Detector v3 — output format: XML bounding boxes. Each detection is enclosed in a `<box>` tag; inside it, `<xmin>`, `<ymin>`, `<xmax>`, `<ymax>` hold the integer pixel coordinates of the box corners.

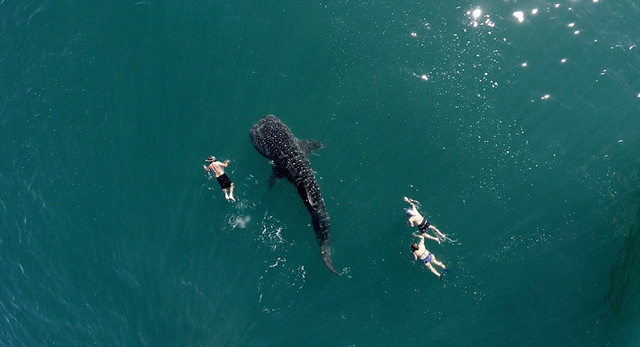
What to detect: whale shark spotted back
<box><xmin>249</xmin><ymin>115</ymin><xmax>338</xmax><ymax>274</ymax></box>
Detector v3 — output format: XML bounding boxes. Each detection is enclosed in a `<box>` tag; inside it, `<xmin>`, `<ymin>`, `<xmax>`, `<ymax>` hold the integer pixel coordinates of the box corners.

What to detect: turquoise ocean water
<box><xmin>2</xmin><ymin>0</ymin><xmax>640</xmax><ymax>345</ymax></box>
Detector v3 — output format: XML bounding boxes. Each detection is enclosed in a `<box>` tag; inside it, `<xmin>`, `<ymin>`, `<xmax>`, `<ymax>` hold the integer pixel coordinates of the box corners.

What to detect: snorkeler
<box><xmin>411</xmin><ymin>233</ymin><xmax>447</xmax><ymax>280</ymax></box>
<box><xmin>404</xmin><ymin>196</ymin><xmax>446</xmax><ymax>243</ymax></box>
<box><xmin>204</xmin><ymin>156</ymin><xmax>235</xmax><ymax>202</ymax></box>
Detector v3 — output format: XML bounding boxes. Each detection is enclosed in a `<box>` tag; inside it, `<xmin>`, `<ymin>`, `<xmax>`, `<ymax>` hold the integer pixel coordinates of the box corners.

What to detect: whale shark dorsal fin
<box><xmin>300</xmin><ymin>140</ymin><xmax>324</xmax><ymax>156</ymax></box>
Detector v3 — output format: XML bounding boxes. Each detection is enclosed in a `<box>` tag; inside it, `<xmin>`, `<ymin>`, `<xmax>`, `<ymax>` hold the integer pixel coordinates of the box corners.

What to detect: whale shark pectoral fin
<box><xmin>272</xmin><ymin>166</ymin><xmax>287</xmax><ymax>178</ymax></box>
<box><xmin>268</xmin><ymin>175</ymin><xmax>276</xmax><ymax>188</ymax></box>
<box><xmin>300</xmin><ymin>140</ymin><xmax>324</xmax><ymax>156</ymax></box>
<box><xmin>268</xmin><ymin>166</ymin><xmax>287</xmax><ymax>188</ymax></box>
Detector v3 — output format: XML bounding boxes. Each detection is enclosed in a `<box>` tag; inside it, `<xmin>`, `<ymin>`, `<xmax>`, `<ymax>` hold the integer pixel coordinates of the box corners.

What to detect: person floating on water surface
<box><xmin>411</xmin><ymin>233</ymin><xmax>448</xmax><ymax>280</ymax></box>
<box><xmin>404</xmin><ymin>196</ymin><xmax>446</xmax><ymax>243</ymax></box>
<box><xmin>204</xmin><ymin>156</ymin><xmax>235</xmax><ymax>202</ymax></box>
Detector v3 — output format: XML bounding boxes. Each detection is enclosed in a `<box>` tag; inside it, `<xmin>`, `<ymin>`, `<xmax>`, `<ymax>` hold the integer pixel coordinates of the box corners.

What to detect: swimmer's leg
<box><xmin>425</xmin><ymin>263</ymin><xmax>441</xmax><ymax>278</ymax></box>
<box><xmin>228</xmin><ymin>183</ymin><xmax>235</xmax><ymax>202</ymax></box>
<box><xmin>431</xmin><ymin>256</ymin><xmax>446</xmax><ymax>269</ymax></box>
<box><xmin>429</xmin><ymin>225</ymin><xmax>446</xmax><ymax>239</ymax></box>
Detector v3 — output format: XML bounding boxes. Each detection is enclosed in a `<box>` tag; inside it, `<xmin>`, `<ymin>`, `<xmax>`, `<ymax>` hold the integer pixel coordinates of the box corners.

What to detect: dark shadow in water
<box><xmin>608</xmin><ymin>166</ymin><xmax>640</xmax><ymax>343</ymax></box>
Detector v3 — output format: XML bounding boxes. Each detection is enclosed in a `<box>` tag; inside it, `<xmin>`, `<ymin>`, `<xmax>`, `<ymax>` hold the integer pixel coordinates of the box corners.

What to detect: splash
<box><xmin>228</xmin><ymin>214</ymin><xmax>251</xmax><ymax>229</ymax></box>
<box><xmin>255</xmin><ymin>212</ymin><xmax>307</xmax><ymax>314</ymax></box>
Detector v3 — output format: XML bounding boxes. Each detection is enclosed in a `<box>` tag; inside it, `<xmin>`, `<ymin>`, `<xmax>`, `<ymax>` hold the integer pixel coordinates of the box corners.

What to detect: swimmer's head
<box><xmin>206</xmin><ymin>156</ymin><xmax>215</xmax><ymax>162</ymax></box>
<box><xmin>411</xmin><ymin>243</ymin><xmax>419</xmax><ymax>251</ymax></box>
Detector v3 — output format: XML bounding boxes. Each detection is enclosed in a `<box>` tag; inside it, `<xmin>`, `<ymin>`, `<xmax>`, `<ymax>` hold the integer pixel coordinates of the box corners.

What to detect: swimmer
<box><xmin>404</xmin><ymin>196</ymin><xmax>446</xmax><ymax>243</ymax></box>
<box><xmin>411</xmin><ymin>233</ymin><xmax>447</xmax><ymax>280</ymax></box>
<box><xmin>204</xmin><ymin>156</ymin><xmax>235</xmax><ymax>202</ymax></box>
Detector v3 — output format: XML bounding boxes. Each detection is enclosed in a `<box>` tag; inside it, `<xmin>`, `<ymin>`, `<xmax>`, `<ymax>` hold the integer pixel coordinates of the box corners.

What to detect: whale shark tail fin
<box><xmin>321</xmin><ymin>246</ymin><xmax>339</xmax><ymax>275</ymax></box>
<box><xmin>300</xmin><ymin>140</ymin><xmax>325</xmax><ymax>156</ymax></box>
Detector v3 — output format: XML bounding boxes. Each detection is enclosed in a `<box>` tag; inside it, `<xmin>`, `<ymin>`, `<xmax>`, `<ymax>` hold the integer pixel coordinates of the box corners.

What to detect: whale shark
<box><xmin>249</xmin><ymin>115</ymin><xmax>338</xmax><ymax>274</ymax></box>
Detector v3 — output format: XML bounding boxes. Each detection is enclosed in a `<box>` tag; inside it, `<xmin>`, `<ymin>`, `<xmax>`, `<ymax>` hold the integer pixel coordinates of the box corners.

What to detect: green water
<box><xmin>2</xmin><ymin>0</ymin><xmax>640</xmax><ymax>345</ymax></box>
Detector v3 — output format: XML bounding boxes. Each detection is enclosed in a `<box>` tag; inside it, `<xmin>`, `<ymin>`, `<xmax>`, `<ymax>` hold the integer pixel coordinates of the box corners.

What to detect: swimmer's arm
<box><xmin>412</xmin><ymin>251</ymin><xmax>418</xmax><ymax>262</ymax></box>
<box><xmin>404</xmin><ymin>197</ymin><xmax>416</xmax><ymax>208</ymax></box>
<box><xmin>408</xmin><ymin>219</ymin><xmax>415</xmax><ymax>227</ymax></box>
<box><xmin>219</xmin><ymin>160</ymin><xmax>230</xmax><ymax>168</ymax></box>
<box><xmin>203</xmin><ymin>165</ymin><xmax>209</xmax><ymax>172</ymax></box>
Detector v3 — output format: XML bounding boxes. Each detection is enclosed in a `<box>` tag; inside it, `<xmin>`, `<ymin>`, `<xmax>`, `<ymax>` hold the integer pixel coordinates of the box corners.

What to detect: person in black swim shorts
<box><xmin>204</xmin><ymin>156</ymin><xmax>235</xmax><ymax>202</ymax></box>
<box><xmin>411</xmin><ymin>233</ymin><xmax>447</xmax><ymax>280</ymax></box>
<box><xmin>404</xmin><ymin>196</ymin><xmax>446</xmax><ymax>243</ymax></box>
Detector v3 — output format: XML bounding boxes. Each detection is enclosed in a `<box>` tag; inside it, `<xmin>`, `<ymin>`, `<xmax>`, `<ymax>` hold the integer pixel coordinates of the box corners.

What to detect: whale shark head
<box><xmin>249</xmin><ymin>115</ymin><xmax>282</xmax><ymax>138</ymax></box>
<box><xmin>249</xmin><ymin>115</ymin><xmax>292</xmax><ymax>159</ymax></box>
